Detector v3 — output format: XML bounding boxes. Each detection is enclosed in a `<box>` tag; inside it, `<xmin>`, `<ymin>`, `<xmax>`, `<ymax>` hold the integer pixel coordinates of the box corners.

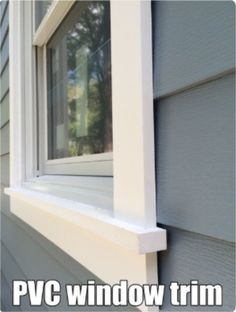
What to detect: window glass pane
<box><xmin>35</xmin><ymin>0</ymin><xmax>53</xmax><ymax>30</ymax></box>
<box><xmin>47</xmin><ymin>1</ymin><xmax>112</xmax><ymax>160</ymax></box>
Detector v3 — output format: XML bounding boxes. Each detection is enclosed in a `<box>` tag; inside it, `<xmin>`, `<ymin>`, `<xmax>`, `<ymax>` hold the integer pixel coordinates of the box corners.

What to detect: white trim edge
<box><xmin>5</xmin><ymin>187</ymin><xmax>167</xmax><ymax>255</ymax></box>
<box><xmin>33</xmin><ymin>0</ymin><xmax>75</xmax><ymax>46</ymax></box>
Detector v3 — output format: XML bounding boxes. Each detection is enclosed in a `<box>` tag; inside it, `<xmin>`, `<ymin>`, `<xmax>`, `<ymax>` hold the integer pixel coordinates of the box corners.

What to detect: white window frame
<box><xmin>36</xmin><ymin>0</ymin><xmax>112</xmax><ymax>176</ymax></box>
<box><xmin>6</xmin><ymin>1</ymin><xmax>167</xmax><ymax>310</ymax></box>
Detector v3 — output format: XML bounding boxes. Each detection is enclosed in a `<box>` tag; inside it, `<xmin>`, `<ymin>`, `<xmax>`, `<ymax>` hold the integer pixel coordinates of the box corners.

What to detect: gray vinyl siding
<box><xmin>153</xmin><ymin>1</ymin><xmax>235</xmax><ymax>311</ymax></box>
<box><xmin>0</xmin><ymin>154</ymin><xmax>9</xmax><ymax>185</ymax></box>
<box><xmin>0</xmin><ymin>63</ymin><xmax>8</xmax><ymax>100</ymax></box>
<box><xmin>152</xmin><ymin>1</ymin><xmax>235</xmax><ymax>98</ymax></box>
<box><xmin>0</xmin><ymin>35</ymin><xmax>8</xmax><ymax>74</ymax></box>
<box><xmin>156</xmin><ymin>74</ymin><xmax>235</xmax><ymax>242</ymax></box>
<box><xmin>0</xmin><ymin>2</ymin><xmax>11</xmax><ymax>311</ymax></box>
<box><xmin>0</xmin><ymin>122</ymin><xmax>9</xmax><ymax>155</ymax></box>
<box><xmin>158</xmin><ymin>226</ymin><xmax>235</xmax><ymax>312</ymax></box>
<box><xmin>0</xmin><ymin>93</ymin><xmax>9</xmax><ymax>127</ymax></box>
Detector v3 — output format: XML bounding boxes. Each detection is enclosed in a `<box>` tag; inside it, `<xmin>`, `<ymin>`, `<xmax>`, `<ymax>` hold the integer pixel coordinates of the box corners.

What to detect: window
<box><xmin>47</xmin><ymin>1</ymin><xmax>112</xmax><ymax>160</ymax></box>
<box><xmin>7</xmin><ymin>0</ymin><xmax>166</xmax><ymax>288</ymax></box>
<box><xmin>35</xmin><ymin>1</ymin><xmax>112</xmax><ymax>176</ymax></box>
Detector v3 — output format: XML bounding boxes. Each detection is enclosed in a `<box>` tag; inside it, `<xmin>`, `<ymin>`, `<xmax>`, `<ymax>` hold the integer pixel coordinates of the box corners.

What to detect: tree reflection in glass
<box><xmin>47</xmin><ymin>1</ymin><xmax>112</xmax><ymax>159</ymax></box>
<box><xmin>35</xmin><ymin>0</ymin><xmax>53</xmax><ymax>30</ymax></box>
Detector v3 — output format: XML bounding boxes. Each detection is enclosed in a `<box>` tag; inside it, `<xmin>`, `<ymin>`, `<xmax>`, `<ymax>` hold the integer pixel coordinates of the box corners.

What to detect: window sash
<box><xmin>33</xmin><ymin>0</ymin><xmax>75</xmax><ymax>46</ymax></box>
<box><xmin>35</xmin><ymin>2</ymin><xmax>113</xmax><ymax>176</ymax></box>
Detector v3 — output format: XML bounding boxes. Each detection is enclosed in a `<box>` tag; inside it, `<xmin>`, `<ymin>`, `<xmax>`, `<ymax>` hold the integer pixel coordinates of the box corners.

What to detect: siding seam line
<box><xmin>157</xmin><ymin>223</ymin><xmax>235</xmax><ymax>245</ymax></box>
<box><xmin>0</xmin><ymin>1</ymin><xmax>8</xmax><ymax>26</ymax></box>
<box><xmin>0</xmin><ymin>152</ymin><xmax>10</xmax><ymax>158</ymax></box>
<box><xmin>0</xmin><ymin>88</ymin><xmax>9</xmax><ymax>104</ymax></box>
<box><xmin>0</xmin><ymin>120</ymin><xmax>9</xmax><ymax>130</ymax></box>
<box><xmin>0</xmin><ymin>26</ymin><xmax>9</xmax><ymax>51</ymax></box>
<box><xmin>0</xmin><ymin>56</ymin><xmax>9</xmax><ymax>77</ymax></box>
<box><xmin>1</xmin><ymin>240</ymin><xmax>28</xmax><ymax>280</ymax></box>
<box><xmin>154</xmin><ymin>68</ymin><xmax>235</xmax><ymax>101</ymax></box>
<box><xmin>0</xmin><ymin>59</ymin><xmax>8</xmax><ymax>79</ymax></box>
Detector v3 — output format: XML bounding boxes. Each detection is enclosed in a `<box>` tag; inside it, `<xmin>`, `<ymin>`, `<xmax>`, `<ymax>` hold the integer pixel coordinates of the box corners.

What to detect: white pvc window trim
<box><xmin>7</xmin><ymin>1</ymin><xmax>167</xmax><ymax>310</ymax></box>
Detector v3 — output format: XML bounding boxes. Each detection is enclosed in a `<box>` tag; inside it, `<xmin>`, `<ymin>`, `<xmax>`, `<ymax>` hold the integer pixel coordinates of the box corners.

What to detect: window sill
<box><xmin>5</xmin><ymin>184</ymin><xmax>166</xmax><ymax>284</ymax></box>
<box><xmin>5</xmin><ymin>185</ymin><xmax>166</xmax><ymax>255</ymax></box>
<box><xmin>23</xmin><ymin>175</ymin><xmax>114</xmax><ymax>212</ymax></box>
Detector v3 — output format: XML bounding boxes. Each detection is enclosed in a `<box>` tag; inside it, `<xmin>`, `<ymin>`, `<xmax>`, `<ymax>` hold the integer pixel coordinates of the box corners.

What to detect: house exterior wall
<box><xmin>153</xmin><ymin>1</ymin><xmax>235</xmax><ymax>311</ymax></box>
<box><xmin>0</xmin><ymin>0</ymin><xmax>235</xmax><ymax>311</ymax></box>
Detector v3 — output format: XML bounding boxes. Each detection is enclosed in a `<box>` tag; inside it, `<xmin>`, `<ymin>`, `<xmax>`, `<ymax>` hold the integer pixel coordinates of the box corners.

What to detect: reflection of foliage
<box><xmin>47</xmin><ymin>1</ymin><xmax>112</xmax><ymax>159</ymax></box>
<box><xmin>66</xmin><ymin>1</ymin><xmax>112</xmax><ymax>156</ymax></box>
<box><xmin>36</xmin><ymin>0</ymin><xmax>53</xmax><ymax>28</ymax></box>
